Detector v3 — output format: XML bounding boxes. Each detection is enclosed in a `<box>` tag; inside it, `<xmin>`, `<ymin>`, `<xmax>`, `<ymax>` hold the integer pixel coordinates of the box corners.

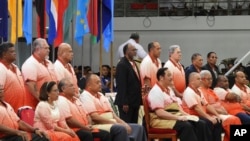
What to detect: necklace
<box><xmin>48</xmin><ymin>101</ymin><xmax>56</xmax><ymax>109</ymax></box>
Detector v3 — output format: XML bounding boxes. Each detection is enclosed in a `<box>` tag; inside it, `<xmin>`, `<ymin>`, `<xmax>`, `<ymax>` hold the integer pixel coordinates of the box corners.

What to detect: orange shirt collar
<box><xmin>33</xmin><ymin>54</ymin><xmax>48</xmax><ymax>67</ymax></box>
<box><xmin>156</xmin><ymin>82</ymin><xmax>170</xmax><ymax>94</ymax></box>
<box><xmin>0</xmin><ymin>60</ymin><xmax>16</xmax><ymax>73</ymax></box>
<box><xmin>149</xmin><ymin>54</ymin><xmax>159</xmax><ymax>67</ymax></box>
<box><xmin>236</xmin><ymin>83</ymin><xmax>247</xmax><ymax>93</ymax></box>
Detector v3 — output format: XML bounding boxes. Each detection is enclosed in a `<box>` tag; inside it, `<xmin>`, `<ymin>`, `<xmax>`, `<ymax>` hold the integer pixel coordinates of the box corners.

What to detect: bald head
<box><xmin>85</xmin><ymin>74</ymin><xmax>102</xmax><ymax>93</ymax></box>
<box><xmin>216</xmin><ymin>75</ymin><xmax>229</xmax><ymax>89</ymax></box>
<box><xmin>57</xmin><ymin>43</ymin><xmax>73</xmax><ymax>62</ymax></box>
<box><xmin>235</xmin><ymin>71</ymin><xmax>247</xmax><ymax>85</ymax></box>
<box><xmin>189</xmin><ymin>72</ymin><xmax>201</xmax><ymax>88</ymax></box>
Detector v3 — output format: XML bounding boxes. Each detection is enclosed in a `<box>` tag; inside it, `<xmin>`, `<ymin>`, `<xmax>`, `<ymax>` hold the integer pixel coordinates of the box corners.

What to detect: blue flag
<box><xmin>0</xmin><ymin>0</ymin><xmax>8</xmax><ymax>42</ymax></box>
<box><xmin>23</xmin><ymin>0</ymin><xmax>33</xmax><ymax>44</ymax></box>
<box><xmin>97</xmin><ymin>0</ymin><xmax>113</xmax><ymax>52</ymax></box>
<box><xmin>75</xmin><ymin>0</ymin><xmax>89</xmax><ymax>46</ymax></box>
<box><xmin>46</xmin><ymin>0</ymin><xmax>57</xmax><ymax>45</ymax></box>
<box><xmin>102</xmin><ymin>0</ymin><xmax>114</xmax><ymax>52</ymax></box>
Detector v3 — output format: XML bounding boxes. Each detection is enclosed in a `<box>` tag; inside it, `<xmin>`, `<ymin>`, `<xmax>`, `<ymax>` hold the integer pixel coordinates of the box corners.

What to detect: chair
<box><xmin>18</xmin><ymin>106</ymin><xmax>35</xmax><ymax>126</ymax></box>
<box><xmin>142</xmin><ymin>94</ymin><xmax>178</xmax><ymax>141</ymax></box>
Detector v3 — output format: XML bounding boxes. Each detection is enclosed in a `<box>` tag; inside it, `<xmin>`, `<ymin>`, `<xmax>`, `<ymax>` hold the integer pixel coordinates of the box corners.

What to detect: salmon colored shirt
<box><xmin>0</xmin><ymin>101</ymin><xmax>20</xmax><ymax>138</ymax></box>
<box><xmin>183</xmin><ymin>87</ymin><xmax>208</xmax><ymax>116</ymax></box>
<box><xmin>21</xmin><ymin>55</ymin><xmax>57</xmax><ymax>109</ymax></box>
<box><xmin>57</xmin><ymin>96</ymin><xmax>89</xmax><ymax>131</ymax></box>
<box><xmin>0</xmin><ymin>62</ymin><xmax>26</xmax><ymax>113</ymax></box>
<box><xmin>80</xmin><ymin>90</ymin><xmax>113</xmax><ymax>115</ymax></box>
<box><xmin>231</xmin><ymin>84</ymin><xmax>250</xmax><ymax>107</ymax></box>
<box><xmin>140</xmin><ymin>55</ymin><xmax>162</xmax><ymax>87</ymax></box>
<box><xmin>214</xmin><ymin>87</ymin><xmax>245</xmax><ymax>115</ymax></box>
<box><xmin>164</xmin><ymin>59</ymin><xmax>186</xmax><ymax>93</ymax></box>
<box><xmin>54</xmin><ymin>60</ymin><xmax>79</xmax><ymax>95</ymax></box>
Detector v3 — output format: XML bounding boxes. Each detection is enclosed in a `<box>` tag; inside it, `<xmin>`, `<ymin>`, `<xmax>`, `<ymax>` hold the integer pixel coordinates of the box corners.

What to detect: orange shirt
<box><xmin>140</xmin><ymin>55</ymin><xmax>162</xmax><ymax>87</ymax></box>
<box><xmin>0</xmin><ymin>101</ymin><xmax>20</xmax><ymax>138</ymax></box>
<box><xmin>164</xmin><ymin>60</ymin><xmax>186</xmax><ymax>93</ymax></box>
<box><xmin>0</xmin><ymin>63</ymin><xmax>26</xmax><ymax>113</ymax></box>
<box><xmin>54</xmin><ymin>60</ymin><xmax>79</xmax><ymax>95</ymax></box>
<box><xmin>21</xmin><ymin>56</ymin><xmax>57</xmax><ymax>109</ymax></box>
<box><xmin>58</xmin><ymin>96</ymin><xmax>89</xmax><ymax>131</ymax></box>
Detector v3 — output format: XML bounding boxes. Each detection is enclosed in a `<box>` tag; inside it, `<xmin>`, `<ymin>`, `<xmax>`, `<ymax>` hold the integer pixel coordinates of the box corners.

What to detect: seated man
<box><xmin>183</xmin><ymin>72</ymin><xmax>223</xmax><ymax>141</ymax></box>
<box><xmin>148</xmin><ymin>67</ymin><xmax>210</xmax><ymax>141</ymax></box>
<box><xmin>80</xmin><ymin>74</ymin><xmax>146</xmax><ymax>141</ymax></box>
<box><xmin>0</xmin><ymin>86</ymin><xmax>49</xmax><ymax>141</ymax></box>
<box><xmin>231</xmin><ymin>71</ymin><xmax>250</xmax><ymax>108</ymax></box>
<box><xmin>214</xmin><ymin>75</ymin><xmax>250</xmax><ymax>124</ymax></box>
<box><xmin>57</xmin><ymin>78</ymin><xmax>111</xmax><ymax>141</ymax></box>
<box><xmin>199</xmin><ymin>70</ymin><xmax>241</xmax><ymax>141</ymax></box>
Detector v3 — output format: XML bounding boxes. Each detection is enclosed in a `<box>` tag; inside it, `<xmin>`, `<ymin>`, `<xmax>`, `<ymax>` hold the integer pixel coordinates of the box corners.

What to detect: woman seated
<box><xmin>34</xmin><ymin>81</ymin><xmax>80</xmax><ymax>141</ymax></box>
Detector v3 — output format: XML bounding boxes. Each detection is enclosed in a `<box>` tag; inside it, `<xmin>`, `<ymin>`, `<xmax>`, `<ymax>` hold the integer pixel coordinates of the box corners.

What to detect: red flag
<box><xmin>54</xmin><ymin>0</ymin><xmax>69</xmax><ymax>47</ymax></box>
<box><xmin>88</xmin><ymin>0</ymin><xmax>98</xmax><ymax>43</ymax></box>
<box><xmin>35</xmin><ymin>0</ymin><xmax>46</xmax><ymax>38</ymax></box>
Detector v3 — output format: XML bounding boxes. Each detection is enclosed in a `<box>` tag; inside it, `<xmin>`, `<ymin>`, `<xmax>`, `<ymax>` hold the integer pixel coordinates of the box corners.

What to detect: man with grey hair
<box><xmin>183</xmin><ymin>72</ymin><xmax>223</xmax><ymax>141</ymax></box>
<box><xmin>199</xmin><ymin>70</ymin><xmax>241</xmax><ymax>141</ymax></box>
<box><xmin>21</xmin><ymin>38</ymin><xmax>57</xmax><ymax>109</ymax></box>
<box><xmin>164</xmin><ymin>45</ymin><xmax>185</xmax><ymax>98</ymax></box>
<box><xmin>57</xmin><ymin>78</ymin><xmax>111</xmax><ymax>141</ymax></box>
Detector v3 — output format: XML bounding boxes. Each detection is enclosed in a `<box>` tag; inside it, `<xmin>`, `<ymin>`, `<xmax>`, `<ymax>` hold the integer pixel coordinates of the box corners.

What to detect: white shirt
<box><xmin>117</xmin><ymin>39</ymin><xmax>147</xmax><ymax>60</ymax></box>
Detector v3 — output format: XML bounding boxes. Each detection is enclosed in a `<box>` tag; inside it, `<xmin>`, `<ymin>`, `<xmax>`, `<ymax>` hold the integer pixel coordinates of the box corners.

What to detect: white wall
<box><xmin>72</xmin><ymin>16</ymin><xmax>250</xmax><ymax>72</ymax></box>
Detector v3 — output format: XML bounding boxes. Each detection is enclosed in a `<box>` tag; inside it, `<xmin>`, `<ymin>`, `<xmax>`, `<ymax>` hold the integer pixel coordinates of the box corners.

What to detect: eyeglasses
<box><xmin>203</xmin><ymin>78</ymin><xmax>213</xmax><ymax>81</ymax></box>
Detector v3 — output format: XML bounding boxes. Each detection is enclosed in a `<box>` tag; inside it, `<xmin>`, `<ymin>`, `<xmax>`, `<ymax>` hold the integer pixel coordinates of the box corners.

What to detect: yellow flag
<box><xmin>8</xmin><ymin>0</ymin><xmax>23</xmax><ymax>44</ymax></box>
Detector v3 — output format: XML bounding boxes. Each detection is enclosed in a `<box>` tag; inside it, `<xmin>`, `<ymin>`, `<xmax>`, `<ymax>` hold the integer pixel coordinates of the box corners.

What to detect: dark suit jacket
<box><xmin>114</xmin><ymin>57</ymin><xmax>142</xmax><ymax>107</ymax></box>
<box><xmin>202</xmin><ymin>63</ymin><xmax>220</xmax><ymax>88</ymax></box>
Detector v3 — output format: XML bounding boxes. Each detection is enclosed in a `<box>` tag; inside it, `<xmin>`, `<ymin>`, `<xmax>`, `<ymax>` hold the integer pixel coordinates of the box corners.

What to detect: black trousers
<box><xmin>118</xmin><ymin>106</ymin><xmax>140</xmax><ymax>123</ymax></box>
<box><xmin>1</xmin><ymin>133</ymin><xmax>49</xmax><ymax>141</ymax></box>
<box><xmin>76</xmin><ymin>129</ymin><xmax>111</xmax><ymax>141</ymax></box>
<box><xmin>173</xmin><ymin>119</ymin><xmax>213</xmax><ymax>141</ymax></box>
<box><xmin>199</xmin><ymin>117</ymin><xmax>223</xmax><ymax>141</ymax></box>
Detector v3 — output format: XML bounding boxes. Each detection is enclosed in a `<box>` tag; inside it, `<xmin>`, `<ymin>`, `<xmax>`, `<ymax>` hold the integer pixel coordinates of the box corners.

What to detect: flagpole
<box><xmin>110</xmin><ymin>42</ymin><xmax>114</xmax><ymax>92</ymax></box>
<box><xmin>81</xmin><ymin>37</ymin><xmax>84</xmax><ymax>76</ymax></box>
<box><xmin>99</xmin><ymin>0</ymin><xmax>103</xmax><ymax>76</ymax></box>
<box><xmin>72</xmin><ymin>5</ymin><xmax>75</xmax><ymax>66</ymax></box>
<box><xmin>15</xmin><ymin>0</ymin><xmax>20</xmax><ymax>67</ymax></box>
<box><xmin>89</xmin><ymin>0</ymin><xmax>93</xmax><ymax>68</ymax></box>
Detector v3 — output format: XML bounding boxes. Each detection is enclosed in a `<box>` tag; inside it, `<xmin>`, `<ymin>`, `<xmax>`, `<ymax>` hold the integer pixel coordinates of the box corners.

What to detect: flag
<box><xmin>63</xmin><ymin>0</ymin><xmax>76</xmax><ymax>43</ymax></box>
<box><xmin>54</xmin><ymin>0</ymin><xmax>69</xmax><ymax>47</ymax></box>
<box><xmin>97</xmin><ymin>0</ymin><xmax>114</xmax><ymax>52</ymax></box>
<box><xmin>102</xmin><ymin>0</ymin><xmax>114</xmax><ymax>52</ymax></box>
<box><xmin>46</xmin><ymin>0</ymin><xmax>58</xmax><ymax>45</ymax></box>
<box><xmin>0</xmin><ymin>0</ymin><xmax>8</xmax><ymax>42</ymax></box>
<box><xmin>23</xmin><ymin>0</ymin><xmax>33</xmax><ymax>44</ymax></box>
<box><xmin>8</xmin><ymin>0</ymin><xmax>23</xmax><ymax>44</ymax></box>
<box><xmin>35</xmin><ymin>0</ymin><xmax>46</xmax><ymax>38</ymax></box>
<box><xmin>87</xmin><ymin>0</ymin><xmax>98</xmax><ymax>44</ymax></box>
<box><xmin>74</xmin><ymin>0</ymin><xmax>90</xmax><ymax>46</ymax></box>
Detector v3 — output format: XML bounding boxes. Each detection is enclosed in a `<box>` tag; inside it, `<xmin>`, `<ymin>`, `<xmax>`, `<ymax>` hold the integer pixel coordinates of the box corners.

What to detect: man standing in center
<box><xmin>54</xmin><ymin>43</ymin><xmax>79</xmax><ymax>96</ymax></box>
<box><xmin>164</xmin><ymin>45</ymin><xmax>185</xmax><ymax>98</ymax></box>
<box><xmin>22</xmin><ymin>38</ymin><xmax>57</xmax><ymax>109</ymax></box>
<box><xmin>140</xmin><ymin>41</ymin><xmax>162</xmax><ymax>88</ymax></box>
<box><xmin>115</xmin><ymin>43</ymin><xmax>142</xmax><ymax>123</ymax></box>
